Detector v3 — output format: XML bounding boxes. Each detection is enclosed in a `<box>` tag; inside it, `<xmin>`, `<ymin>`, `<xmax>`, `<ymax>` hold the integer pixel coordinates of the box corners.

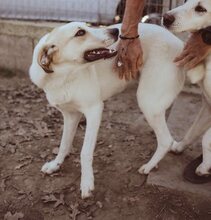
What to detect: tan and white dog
<box><xmin>163</xmin><ymin>0</ymin><xmax>211</xmax><ymax>176</ymax></box>
<box><xmin>29</xmin><ymin>21</ymin><xmax>200</xmax><ymax>198</ymax></box>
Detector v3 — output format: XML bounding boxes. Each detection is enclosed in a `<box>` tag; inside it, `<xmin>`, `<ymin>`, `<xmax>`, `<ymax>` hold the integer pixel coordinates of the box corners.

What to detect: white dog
<box><xmin>163</xmin><ymin>0</ymin><xmax>211</xmax><ymax>176</ymax></box>
<box><xmin>29</xmin><ymin>21</ymin><xmax>200</xmax><ymax>198</ymax></box>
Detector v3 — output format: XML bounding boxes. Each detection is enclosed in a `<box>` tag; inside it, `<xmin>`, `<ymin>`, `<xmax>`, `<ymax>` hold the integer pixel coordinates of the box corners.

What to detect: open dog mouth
<box><xmin>84</xmin><ymin>48</ymin><xmax>117</xmax><ymax>62</ymax></box>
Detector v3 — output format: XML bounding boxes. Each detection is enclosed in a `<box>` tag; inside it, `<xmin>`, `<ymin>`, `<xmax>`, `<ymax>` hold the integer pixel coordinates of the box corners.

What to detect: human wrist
<box><xmin>121</xmin><ymin>0</ymin><xmax>144</xmax><ymax>38</ymax></box>
<box><xmin>121</xmin><ymin>26</ymin><xmax>139</xmax><ymax>38</ymax></box>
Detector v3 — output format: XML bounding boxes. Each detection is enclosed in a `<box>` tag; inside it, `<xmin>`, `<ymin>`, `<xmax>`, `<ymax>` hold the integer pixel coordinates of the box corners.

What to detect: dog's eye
<box><xmin>75</xmin><ymin>29</ymin><xmax>86</xmax><ymax>37</ymax></box>
<box><xmin>195</xmin><ymin>5</ymin><xmax>207</xmax><ymax>13</ymax></box>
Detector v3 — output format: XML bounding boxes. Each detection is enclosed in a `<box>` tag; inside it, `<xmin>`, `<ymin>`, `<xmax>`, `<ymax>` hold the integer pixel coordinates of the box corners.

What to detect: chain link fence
<box><xmin>115</xmin><ymin>0</ymin><xmax>184</xmax><ymax>25</ymax></box>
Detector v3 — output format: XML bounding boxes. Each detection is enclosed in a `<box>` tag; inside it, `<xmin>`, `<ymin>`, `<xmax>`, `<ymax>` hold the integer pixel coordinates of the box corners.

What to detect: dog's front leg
<box><xmin>41</xmin><ymin>111</ymin><xmax>82</xmax><ymax>174</ymax></box>
<box><xmin>80</xmin><ymin>103</ymin><xmax>103</xmax><ymax>199</ymax></box>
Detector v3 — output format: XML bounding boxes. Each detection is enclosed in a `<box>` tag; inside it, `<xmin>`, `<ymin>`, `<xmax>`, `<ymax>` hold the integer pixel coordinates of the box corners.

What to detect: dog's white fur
<box><xmin>166</xmin><ymin>0</ymin><xmax>211</xmax><ymax>32</ymax></box>
<box><xmin>30</xmin><ymin>21</ymin><xmax>200</xmax><ymax>198</ymax></box>
<box><xmin>165</xmin><ymin>0</ymin><xmax>211</xmax><ymax>176</ymax></box>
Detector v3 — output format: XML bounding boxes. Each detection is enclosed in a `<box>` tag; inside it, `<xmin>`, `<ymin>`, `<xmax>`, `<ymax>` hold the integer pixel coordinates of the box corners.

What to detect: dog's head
<box><xmin>162</xmin><ymin>0</ymin><xmax>211</xmax><ymax>32</ymax></box>
<box><xmin>38</xmin><ymin>22</ymin><xmax>119</xmax><ymax>73</ymax></box>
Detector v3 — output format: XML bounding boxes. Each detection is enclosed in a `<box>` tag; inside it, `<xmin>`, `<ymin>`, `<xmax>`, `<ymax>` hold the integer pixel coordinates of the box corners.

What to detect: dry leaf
<box><xmin>96</xmin><ymin>201</ymin><xmax>103</xmax><ymax>209</ymax></box>
<box><xmin>41</xmin><ymin>194</ymin><xmax>57</xmax><ymax>203</ymax></box>
<box><xmin>106</xmin><ymin>123</ymin><xmax>112</xmax><ymax>129</ymax></box>
<box><xmin>69</xmin><ymin>203</ymin><xmax>80</xmax><ymax>220</ymax></box>
<box><xmin>18</xmin><ymin>156</ymin><xmax>32</xmax><ymax>162</ymax></box>
<box><xmin>125</xmin><ymin>135</ymin><xmax>135</xmax><ymax>142</ymax></box>
<box><xmin>52</xmin><ymin>147</ymin><xmax>59</xmax><ymax>155</ymax></box>
<box><xmin>54</xmin><ymin>194</ymin><xmax>65</xmax><ymax>208</ymax></box>
<box><xmin>97</xmin><ymin>140</ymin><xmax>104</xmax><ymax>145</ymax></box>
<box><xmin>15</xmin><ymin>159</ymin><xmax>32</xmax><ymax>170</ymax></box>
<box><xmin>41</xmin><ymin>194</ymin><xmax>65</xmax><ymax>208</ymax></box>
<box><xmin>7</xmin><ymin>144</ymin><xmax>17</xmax><ymax>154</ymax></box>
<box><xmin>15</xmin><ymin>128</ymin><xmax>26</xmax><ymax>136</ymax></box>
<box><xmin>0</xmin><ymin>179</ymin><xmax>6</xmax><ymax>192</ymax></box>
<box><xmin>4</xmin><ymin>211</ymin><xmax>24</xmax><ymax>220</ymax></box>
<box><xmin>40</xmin><ymin>151</ymin><xmax>48</xmax><ymax>159</ymax></box>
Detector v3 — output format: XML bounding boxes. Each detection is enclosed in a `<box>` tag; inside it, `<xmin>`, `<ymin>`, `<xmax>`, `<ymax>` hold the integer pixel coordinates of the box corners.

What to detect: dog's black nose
<box><xmin>163</xmin><ymin>13</ymin><xmax>175</xmax><ymax>28</ymax></box>
<box><xmin>108</xmin><ymin>28</ymin><xmax>119</xmax><ymax>41</ymax></box>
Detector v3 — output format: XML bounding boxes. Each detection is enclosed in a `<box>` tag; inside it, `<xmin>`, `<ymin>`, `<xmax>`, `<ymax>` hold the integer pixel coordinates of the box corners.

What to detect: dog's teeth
<box><xmin>109</xmin><ymin>49</ymin><xmax>115</xmax><ymax>53</ymax></box>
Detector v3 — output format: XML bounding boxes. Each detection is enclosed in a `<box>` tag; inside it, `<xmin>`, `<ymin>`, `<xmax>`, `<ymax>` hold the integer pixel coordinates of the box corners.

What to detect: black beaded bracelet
<box><xmin>119</xmin><ymin>35</ymin><xmax>140</xmax><ymax>40</ymax></box>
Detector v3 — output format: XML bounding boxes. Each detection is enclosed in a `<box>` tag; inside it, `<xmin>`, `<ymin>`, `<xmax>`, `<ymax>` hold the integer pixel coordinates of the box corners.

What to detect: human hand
<box><xmin>114</xmin><ymin>38</ymin><xmax>143</xmax><ymax>80</ymax></box>
<box><xmin>174</xmin><ymin>31</ymin><xmax>211</xmax><ymax>70</ymax></box>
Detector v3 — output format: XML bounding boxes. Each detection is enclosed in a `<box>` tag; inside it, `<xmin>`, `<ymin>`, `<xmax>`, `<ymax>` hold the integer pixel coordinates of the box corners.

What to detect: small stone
<box><xmin>7</xmin><ymin>144</ymin><xmax>17</xmax><ymax>154</ymax></box>
<box><xmin>96</xmin><ymin>201</ymin><xmax>103</xmax><ymax>209</ymax></box>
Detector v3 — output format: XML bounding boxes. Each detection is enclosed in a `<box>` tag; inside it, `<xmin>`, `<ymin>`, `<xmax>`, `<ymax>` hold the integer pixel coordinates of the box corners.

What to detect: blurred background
<box><xmin>0</xmin><ymin>0</ymin><xmax>184</xmax><ymax>25</ymax></box>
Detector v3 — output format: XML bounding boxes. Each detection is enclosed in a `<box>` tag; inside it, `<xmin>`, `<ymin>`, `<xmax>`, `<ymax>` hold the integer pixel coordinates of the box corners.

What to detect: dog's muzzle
<box><xmin>83</xmin><ymin>28</ymin><xmax>119</xmax><ymax>62</ymax></box>
<box><xmin>162</xmin><ymin>13</ymin><xmax>175</xmax><ymax>28</ymax></box>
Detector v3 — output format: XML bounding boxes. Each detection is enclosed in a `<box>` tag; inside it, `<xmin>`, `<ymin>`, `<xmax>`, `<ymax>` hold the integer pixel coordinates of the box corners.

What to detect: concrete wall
<box><xmin>0</xmin><ymin>19</ymin><xmax>62</xmax><ymax>74</ymax></box>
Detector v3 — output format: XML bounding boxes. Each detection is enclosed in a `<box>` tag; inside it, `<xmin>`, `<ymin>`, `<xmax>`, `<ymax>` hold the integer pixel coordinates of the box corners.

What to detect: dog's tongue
<box><xmin>84</xmin><ymin>48</ymin><xmax>117</xmax><ymax>62</ymax></box>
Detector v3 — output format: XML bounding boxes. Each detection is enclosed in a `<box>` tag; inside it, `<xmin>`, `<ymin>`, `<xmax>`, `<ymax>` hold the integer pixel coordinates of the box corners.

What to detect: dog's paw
<box><xmin>196</xmin><ymin>163</ymin><xmax>211</xmax><ymax>176</ymax></box>
<box><xmin>138</xmin><ymin>163</ymin><xmax>158</xmax><ymax>175</ymax></box>
<box><xmin>80</xmin><ymin>178</ymin><xmax>94</xmax><ymax>199</ymax></box>
<box><xmin>170</xmin><ymin>141</ymin><xmax>184</xmax><ymax>154</ymax></box>
<box><xmin>41</xmin><ymin>160</ymin><xmax>61</xmax><ymax>174</ymax></box>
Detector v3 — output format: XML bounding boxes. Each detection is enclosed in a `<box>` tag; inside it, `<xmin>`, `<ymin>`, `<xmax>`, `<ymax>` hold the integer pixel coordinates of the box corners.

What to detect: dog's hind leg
<box><xmin>41</xmin><ymin>111</ymin><xmax>82</xmax><ymax>174</ymax></box>
<box><xmin>137</xmin><ymin>84</ymin><xmax>175</xmax><ymax>175</ymax></box>
<box><xmin>171</xmin><ymin>98</ymin><xmax>211</xmax><ymax>154</ymax></box>
<box><xmin>80</xmin><ymin>103</ymin><xmax>104</xmax><ymax>199</ymax></box>
<box><xmin>138</xmin><ymin>111</ymin><xmax>174</xmax><ymax>174</ymax></box>
<box><xmin>136</xmin><ymin>59</ymin><xmax>184</xmax><ymax>174</ymax></box>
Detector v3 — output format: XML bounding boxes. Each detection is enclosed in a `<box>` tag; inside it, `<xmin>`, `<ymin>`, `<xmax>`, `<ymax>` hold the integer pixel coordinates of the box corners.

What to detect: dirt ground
<box><xmin>0</xmin><ymin>71</ymin><xmax>211</xmax><ymax>220</ymax></box>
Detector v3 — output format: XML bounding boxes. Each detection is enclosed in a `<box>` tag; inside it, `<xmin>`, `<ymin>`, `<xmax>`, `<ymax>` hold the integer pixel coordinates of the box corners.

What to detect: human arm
<box><xmin>115</xmin><ymin>0</ymin><xmax>145</xmax><ymax>80</ymax></box>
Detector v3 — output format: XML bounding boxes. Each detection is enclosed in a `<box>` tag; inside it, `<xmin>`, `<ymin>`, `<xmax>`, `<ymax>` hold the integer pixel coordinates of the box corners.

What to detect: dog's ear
<box><xmin>38</xmin><ymin>45</ymin><xmax>59</xmax><ymax>73</ymax></box>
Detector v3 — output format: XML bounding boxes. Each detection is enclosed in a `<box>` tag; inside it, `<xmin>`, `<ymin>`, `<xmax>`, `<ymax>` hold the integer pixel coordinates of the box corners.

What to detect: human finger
<box><xmin>122</xmin><ymin>59</ymin><xmax>131</xmax><ymax>81</ymax></box>
<box><xmin>185</xmin><ymin>57</ymin><xmax>202</xmax><ymax>70</ymax></box>
<box><xmin>130</xmin><ymin>58</ymin><xmax>138</xmax><ymax>80</ymax></box>
<box><xmin>174</xmin><ymin>50</ymin><xmax>189</xmax><ymax>63</ymax></box>
<box><xmin>176</xmin><ymin>55</ymin><xmax>194</xmax><ymax>67</ymax></box>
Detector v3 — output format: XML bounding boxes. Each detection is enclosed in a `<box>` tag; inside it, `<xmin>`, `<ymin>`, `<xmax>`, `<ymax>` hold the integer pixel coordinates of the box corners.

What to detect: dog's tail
<box><xmin>186</xmin><ymin>63</ymin><xmax>205</xmax><ymax>84</ymax></box>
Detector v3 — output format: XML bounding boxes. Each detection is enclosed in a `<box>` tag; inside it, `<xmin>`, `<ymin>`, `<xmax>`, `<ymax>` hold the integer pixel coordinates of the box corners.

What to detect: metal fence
<box><xmin>0</xmin><ymin>0</ymin><xmax>119</xmax><ymax>24</ymax></box>
<box><xmin>0</xmin><ymin>0</ymin><xmax>183</xmax><ymax>24</ymax></box>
